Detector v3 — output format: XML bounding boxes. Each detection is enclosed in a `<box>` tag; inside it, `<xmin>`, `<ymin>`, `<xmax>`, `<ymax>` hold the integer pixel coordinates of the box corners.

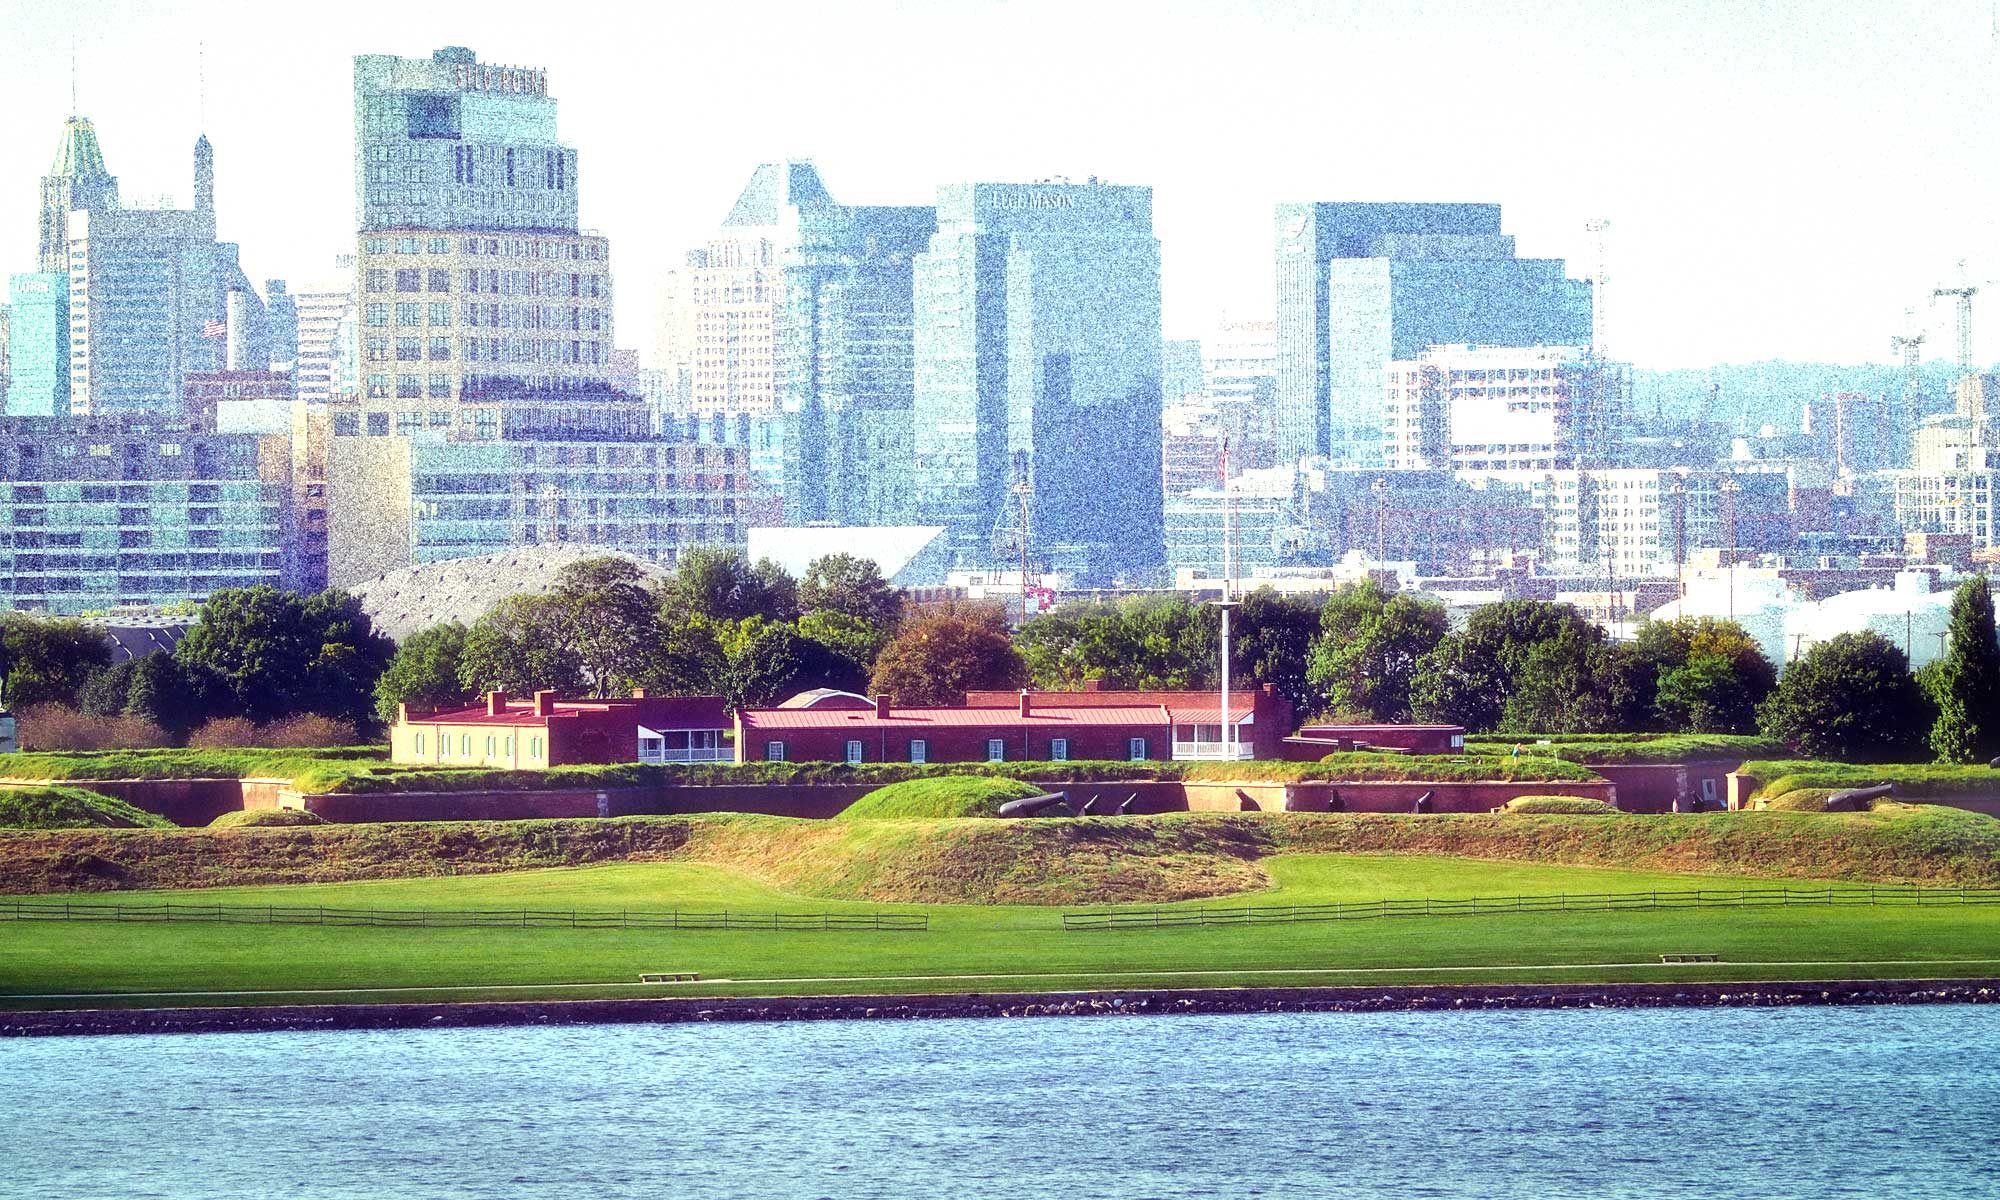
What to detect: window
<box><xmin>765</xmin><ymin>741</ymin><xmax>786</xmax><ymax>762</ymax></box>
<box><xmin>845</xmin><ymin>740</ymin><xmax>863</xmax><ymax>766</ymax></box>
<box><xmin>909</xmin><ymin>739</ymin><xmax>926</xmax><ymax>765</ymax></box>
<box><xmin>366</xmin><ymin>374</ymin><xmax>389</xmax><ymax>399</ymax></box>
<box><xmin>987</xmin><ymin>739</ymin><xmax>1005</xmax><ymax>763</ymax></box>
<box><xmin>366</xmin><ymin>269</ymin><xmax>390</xmax><ymax>292</ymax></box>
<box><xmin>365</xmin><ymin>303</ymin><xmax>389</xmax><ymax>327</ymax></box>
<box><xmin>396</xmin><ymin>302</ymin><xmax>421</xmax><ymax>325</ymax></box>
<box><xmin>414</xmin><ymin>733</ymin><xmax>425</xmax><ymax>755</ymax></box>
<box><xmin>396</xmin><ymin>338</ymin><xmax>421</xmax><ymax>361</ymax></box>
<box><xmin>332</xmin><ymin>412</ymin><xmax>360</xmax><ymax>436</ymax></box>
<box><xmin>427</xmin><ymin>237</ymin><xmax>449</xmax><ymax>254</ymax></box>
<box><xmin>485</xmin><ymin>735</ymin><xmax>495</xmax><ymax>757</ymax></box>
<box><xmin>1128</xmin><ymin>738</ymin><xmax>1147</xmax><ymax>762</ymax></box>
<box><xmin>367</xmin><ymin>412</ymin><xmax>389</xmax><ymax>436</ymax></box>
<box><xmin>395</xmin><ymin>269</ymin><xmax>422</xmax><ymax>292</ymax></box>
<box><xmin>395</xmin><ymin>237</ymin><xmax>419</xmax><ymax>254</ymax></box>
<box><xmin>460</xmin><ymin>734</ymin><xmax>471</xmax><ymax>757</ymax></box>
<box><xmin>397</xmin><ymin>375</ymin><xmax>421</xmax><ymax>399</ymax></box>
<box><xmin>428</xmin><ymin>374</ymin><xmax>451</xmax><ymax>399</ymax></box>
<box><xmin>429</xmin><ymin>303</ymin><xmax>451</xmax><ymax>327</ymax></box>
<box><xmin>529</xmin><ymin>736</ymin><xmax>540</xmax><ymax>760</ymax></box>
<box><xmin>1050</xmin><ymin>738</ymin><xmax>1068</xmax><ymax>762</ymax></box>
<box><xmin>504</xmin><ymin>737</ymin><xmax>513</xmax><ymax>756</ymax></box>
<box><xmin>429</xmin><ymin>337</ymin><xmax>451</xmax><ymax>360</ymax></box>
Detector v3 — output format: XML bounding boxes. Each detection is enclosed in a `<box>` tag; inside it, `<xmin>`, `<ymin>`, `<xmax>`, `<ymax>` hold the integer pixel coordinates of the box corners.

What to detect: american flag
<box><xmin>202</xmin><ymin>318</ymin><xmax>226</xmax><ymax>339</ymax></box>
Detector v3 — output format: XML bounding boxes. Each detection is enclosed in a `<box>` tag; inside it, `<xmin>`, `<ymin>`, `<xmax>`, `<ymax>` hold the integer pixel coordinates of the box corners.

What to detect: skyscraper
<box><xmin>327</xmin><ymin>47</ymin><xmax>746</xmax><ymax>586</ymax></box>
<box><xmin>3</xmin><ymin>273</ymin><xmax>68</xmax><ymax>417</ymax></box>
<box><xmin>912</xmin><ymin>181</ymin><xmax>1164</xmax><ymax>583</ymax></box>
<box><xmin>1274</xmin><ymin>202</ymin><xmax>1591</xmax><ymax>467</ymax></box>
<box><xmin>37</xmin><ymin>118</ymin><xmax>120</xmax><ymax>276</ymax></box>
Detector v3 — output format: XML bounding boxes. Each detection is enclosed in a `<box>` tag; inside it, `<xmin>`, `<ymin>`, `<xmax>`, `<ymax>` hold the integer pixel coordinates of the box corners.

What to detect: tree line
<box><xmin>5</xmin><ymin>556</ymin><xmax>1996</xmax><ymax>766</ymax></box>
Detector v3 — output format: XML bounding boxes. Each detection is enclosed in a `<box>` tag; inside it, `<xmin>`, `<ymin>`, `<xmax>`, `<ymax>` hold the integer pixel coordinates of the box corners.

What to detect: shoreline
<box><xmin>5</xmin><ymin>977</ymin><xmax>1996</xmax><ymax>1038</ymax></box>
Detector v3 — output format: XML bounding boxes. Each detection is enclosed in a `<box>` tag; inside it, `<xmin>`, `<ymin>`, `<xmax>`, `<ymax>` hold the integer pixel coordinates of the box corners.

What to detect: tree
<box><xmin>457</xmin><ymin>594</ymin><xmax>586</xmax><ymax>697</ymax></box>
<box><xmin>374</xmin><ymin>622</ymin><xmax>472</xmax><ymax>726</ymax></box>
<box><xmin>1926</xmin><ymin>576</ymin><xmax>2000</xmax><ymax>764</ymax></box>
<box><xmin>172</xmin><ymin>586</ymin><xmax>392</xmax><ymax>727</ymax></box>
<box><xmin>77</xmin><ymin>653</ymin><xmax>214</xmax><ymax>740</ymax></box>
<box><xmin>1230</xmin><ymin>588</ymin><xmax>1324</xmax><ymax>718</ymax></box>
<box><xmin>1633</xmin><ymin>616</ymin><xmax>1776</xmax><ymax>733</ymax></box>
<box><xmin>1306</xmin><ymin>580</ymin><xmax>1447</xmax><ymax>722</ymax></box>
<box><xmin>798</xmin><ymin>554</ymin><xmax>903</xmax><ymax>628</ymax></box>
<box><xmin>1757</xmin><ymin>631</ymin><xmax>1933</xmax><ymax>762</ymax></box>
<box><xmin>798</xmin><ymin>608</ymin><xmax>892</xmax><ymax>676</ymax></box>
<box><xmin>716</xmin><ymin>616</ymin><xmax>865</xmax><ymax>709</ymax></box>
<box><xmin>1</xmin><ymin>612</ymin><xmax>111</xmax><ymax>710</ymax></box>
<box><xmin>871</xmin><ymin>603</ymin><xmax>1028</xmax><ymax>706</ymax></box>
<box><xmin>1016</xmin><ymin>596</ymin><xmax>1216</xmax><ymax>691</ymax></box>
<box><xmin>549</xmin><ymin>557</ymin><xmax>666</xmax><ymax>697</ymax></box>
<box><xmin>1409</xmin><ymin>600</ymin><xmax>1596</xmax><ymax>731</ymax></box>
<box><xmin>661</xmin><ymin>547</ymin><xmax>797</xmax><ymax>624</ymax></box>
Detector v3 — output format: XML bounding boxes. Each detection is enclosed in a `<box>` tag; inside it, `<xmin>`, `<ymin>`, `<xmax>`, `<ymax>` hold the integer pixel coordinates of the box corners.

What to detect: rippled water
<box><xmin>2</xmin><ymin>1006</ymin><xmax>1996</xmax><ymax>1198</ymax></box>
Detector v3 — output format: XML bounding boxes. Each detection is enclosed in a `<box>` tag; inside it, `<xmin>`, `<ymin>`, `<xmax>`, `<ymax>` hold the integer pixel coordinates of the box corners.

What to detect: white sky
<box><xmin>3</xmin><ymin>0</ymin><xmax>1997</xmax><ymax>369</ymax></box>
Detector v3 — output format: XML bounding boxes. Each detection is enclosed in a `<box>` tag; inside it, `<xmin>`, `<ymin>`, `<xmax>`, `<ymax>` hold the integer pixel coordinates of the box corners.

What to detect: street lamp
<box><xmin>1211</xmin><ymin>596</ymin><xmax>1240</xmax><ymax>761</ymax></box>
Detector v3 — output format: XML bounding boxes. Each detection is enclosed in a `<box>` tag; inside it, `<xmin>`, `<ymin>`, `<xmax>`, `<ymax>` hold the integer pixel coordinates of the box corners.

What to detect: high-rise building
<box><xmin>63</xmin><ymin>131</ymin><xmax>267</xmax><ymax>415</ymax></box>
<box><xmin>1162</xmin><ymin>338</ymin><xmax>1203</xmax><ymax>404</ymax></box>
<box><xmin>912</xmin><ymin>180</ymin><xmax>1165</xmax><ymax>583</ymax></box>
<box><xmin>3</xmin><ymin>274</ymin><xmax>69</xmax><ymax>416</ymax></box>
<box><xmin>290</xmin><ymin>278</ymin><xmax>355</xmax><ymax>408</ymax></box>
<box><xmin>1202</xmin><ymin>318</ymin><xmax>1277</xmax><ymax>405</ymax></box>
<box><xmin>329</xmin><ymin>46</ymin><xmax>748</xmax><ymax>586</ymax></box>
<box><xmin>1274</xmin><ymin>202</ymin><xmax>1591</xmax><ymax>467</ymax></box>
<box><xmin>1384</xmin><ymin>344</ymin><xmax>1627</xmax><ymax>472</ymax></box>
<box><xmin>38</xmin><ymin>118</ymin><xmax>121</xmax><ymax>276</ymax></box>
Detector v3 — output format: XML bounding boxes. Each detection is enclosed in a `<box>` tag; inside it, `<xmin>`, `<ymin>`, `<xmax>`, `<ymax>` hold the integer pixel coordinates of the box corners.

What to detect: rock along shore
<box><xmin>5</xmin><ymin>978</ymin><xmax>1997</xmax><ymax>1038</ymax></box>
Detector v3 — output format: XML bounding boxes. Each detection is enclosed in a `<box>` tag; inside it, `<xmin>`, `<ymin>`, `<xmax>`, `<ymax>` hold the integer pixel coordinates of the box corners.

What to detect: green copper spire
<box><xmin>48</xmin><ymin>116</ymin><xmax>110</xmax><ymax>178</ymax></box>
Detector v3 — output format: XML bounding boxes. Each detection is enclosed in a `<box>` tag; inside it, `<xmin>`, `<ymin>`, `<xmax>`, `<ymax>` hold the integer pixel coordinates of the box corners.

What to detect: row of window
<box><xmin>411</xmin><ymin>731</ymin><xmax>543</xmax><ymax>762</ymax></box>
<box><xmin>764</xmin><ymin>738</ymin><xmax>1150</xmax><ymax>764</ymax></box>
<box><xmin>361</xmin><ymin>236</ymin><xmax>605</xmax><ymax>261</ymax></box>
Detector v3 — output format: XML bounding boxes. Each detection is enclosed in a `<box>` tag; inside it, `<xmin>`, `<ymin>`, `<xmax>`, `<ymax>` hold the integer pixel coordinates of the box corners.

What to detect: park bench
<box><xmin>638</xmin><ymin>971</ymin><xmax>701</xmax><ymax>983</ymax></box>
<box><xmin>1658</xmin><ymin>953</ymin><xmax>1720</xmax><ymax>964</ymax></box>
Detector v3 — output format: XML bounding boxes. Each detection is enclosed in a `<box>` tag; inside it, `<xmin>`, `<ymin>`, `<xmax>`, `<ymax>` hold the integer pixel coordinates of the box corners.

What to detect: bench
<box><xmin>1658</xmin><ymin>953</ymin><xmax>1720</xmax><ymax>964</ymax></box>
<box><xmin>638</xmin><ymin>971</ymin><xmax>700</xmax><ymax>983</ymax></box>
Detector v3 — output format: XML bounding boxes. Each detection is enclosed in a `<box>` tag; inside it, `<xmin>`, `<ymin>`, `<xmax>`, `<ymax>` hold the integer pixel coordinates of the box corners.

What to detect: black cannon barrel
<box><xmin>998</xmin><ymin>793</ymin><xmax>1074</xmax><ymax>819</ymax></box>
<box><xmin>1826</xmin><ymin>782</ymin><xmax>1894</xmax><ymax>810</ymax></box>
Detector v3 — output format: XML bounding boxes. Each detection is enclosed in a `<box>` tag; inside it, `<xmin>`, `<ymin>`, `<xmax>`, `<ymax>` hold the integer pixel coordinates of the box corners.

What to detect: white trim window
<box><xmin>1128</xmin><ymin>737</ymin><xmax>1147</xmax><ymax>762</ymax></box>
<box><xmin>909</xmin><ymin>739</ymin><xmax>927</xmax><ymax>765</ymax></box>
<box><xmin>766</xmin><ymin>741</ymin><xmax>787</xmax><ymax>762</ymax></box>
<box><xmin>1050</xmin><ymin>738</ymin><xmax>1069</xmax><ymax>762</ymax></box>
<box><xmin>845</xmin><ymin>740</ymin><xmax>864</xmax><ymax>765</ymax></box>
<box><xmin>987</xmin><ymin>738</ymin><xmax>1005</xmax><ymax>762</ymax></box>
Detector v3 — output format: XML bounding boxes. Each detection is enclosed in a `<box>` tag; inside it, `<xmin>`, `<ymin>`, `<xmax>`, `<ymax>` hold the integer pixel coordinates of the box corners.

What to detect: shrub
<box><xmin>257</xmin><ymin>715</ymin><xmax>361</xmax><ymax>749</ymax></box>
<box><xmin>0</xmin><ymin>785</ymin><xmax>173</xmax><ymax>829</ymax></box>
<box><xmin>839</xmin><ymin>775</ymin><xmax>1047</xmax><ymax>820</ymax></box>
<box><xmin>188</xmin><ymin>716</ymin><xmax>261</xmax><ymax>749</ymax></box>
<box><xmin>208</xmin><ymin>808</ymin><xmax>328</xmax><ymax>829</ymax></box>
<box><xmin>1502</xmin><ymin>795</ymin><xmax>1619</xmax><ymax>815</ymax></box>
<box><xmin>14</xmin><ymin>704</ymin><xmax>171</xmax><ymax>751</ymax></box>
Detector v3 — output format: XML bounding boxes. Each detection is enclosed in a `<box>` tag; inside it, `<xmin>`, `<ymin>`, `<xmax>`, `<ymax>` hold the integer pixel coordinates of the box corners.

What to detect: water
<box><xmin>2</xmin><ymin>1006</ymin><xmax>1996</xmax><ymax>1199</ymax></box>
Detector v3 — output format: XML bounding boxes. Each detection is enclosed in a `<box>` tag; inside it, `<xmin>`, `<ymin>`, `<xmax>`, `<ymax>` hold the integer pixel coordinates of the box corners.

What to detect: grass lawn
<box><xmin>6</xmin><ymin>853</ymin><xmax>1999</xmax><ymax>1009</ymax></box>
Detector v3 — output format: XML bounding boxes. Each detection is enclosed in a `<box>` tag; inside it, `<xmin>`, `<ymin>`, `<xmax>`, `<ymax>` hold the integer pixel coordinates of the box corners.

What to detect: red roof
<box><xmin>964</xmin><ymin>690</ymin><xmax>1255</xmax><ymax>723</ymax></box>
<box><xmin>739</xmin><ymin>704</ymin><xmax>1171</xmax><ymax>731</ymax></box>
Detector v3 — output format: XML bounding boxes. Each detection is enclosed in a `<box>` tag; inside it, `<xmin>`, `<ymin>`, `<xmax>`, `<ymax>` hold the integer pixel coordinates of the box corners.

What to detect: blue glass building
<box><xmin>1274</xmin><ymin>202</ymin><xmax>1592</xmax><ymax>466</ymax></box>
<box><xmin>4</xmin><ymin>273</ymin><xmax>69</xmax><ymax>417</ymax></box>
<box><xmin>912</xmin><ymin>181</ymin><xmax>1165</xmax><ymax>584</ymax></box>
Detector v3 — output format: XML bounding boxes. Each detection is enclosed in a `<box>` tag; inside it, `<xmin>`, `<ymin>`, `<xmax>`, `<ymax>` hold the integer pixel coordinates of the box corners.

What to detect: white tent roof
<box><xmin>746</xmin><ymin>526</ymin><xmax>948</xmax><ymax>586</ymax></box>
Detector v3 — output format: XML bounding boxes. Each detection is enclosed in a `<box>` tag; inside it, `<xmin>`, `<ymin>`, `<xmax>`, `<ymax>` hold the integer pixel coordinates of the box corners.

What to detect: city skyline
<box><xmin>5</xmin><ymin>0</ymin><xmax>1999</xmax><ymax>370</ymax></box>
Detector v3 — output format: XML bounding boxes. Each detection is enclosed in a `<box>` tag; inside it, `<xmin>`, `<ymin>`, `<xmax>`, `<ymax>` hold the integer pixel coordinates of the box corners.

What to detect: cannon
<box><xmin>1824</xmin><ymin>782</ymin><xmax>1894</xmax><ymax>811</ymax></box>
<box><xmin>1118</xmin><ymin>793</ymin><xmax>1141</xmax><ymax>815</ymax></box>
<box><xmin>1412</xmin><ymin>790</ymin><xmax>1435</xmax><ymax>814</ymax></box>
<box><xmin>998</xmin><ymin>792</ymin><xmax>1075</xmax><ymax>819</ymax></box>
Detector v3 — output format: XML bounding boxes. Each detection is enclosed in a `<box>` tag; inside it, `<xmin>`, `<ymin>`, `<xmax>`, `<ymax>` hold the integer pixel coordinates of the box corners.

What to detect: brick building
<box><xmin>736</xmin><ymin>693</ymin><xmax>1172</xmax><ymax>765</ymax></box>
<box><xmin>963</xmin><ymin>682</ymin><xmax>1295</xmax><ymax>760</ymax></box>
<box><xmin>392</xmin><ymin>689</ymin><xmax>729</xmax><ymax>768</ymax></box>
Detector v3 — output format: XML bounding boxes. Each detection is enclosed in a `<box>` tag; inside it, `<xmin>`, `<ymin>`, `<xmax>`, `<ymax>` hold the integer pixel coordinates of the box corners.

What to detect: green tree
<box><xmin>1757</xmin><ymin>631</ymin><xmax>1933</xmax><ymax>762</ymax></box>
<box><xmin>1633</xmin><ymin>616</ymin><xmax>1776</xmax><ymax>733</ymax></box>
<box><xmin>1230</xmin><ymin>588</ymin><xmax>1324</xmax><ymax>717</ymax></box>
<box><xmin>122</xmin><ymin>653</ymin><xmax>215</xmax><ymax>739</ymax></box>
<box><xmin>374</xmin><ymin>622</ymin><xmax>472</xmax><ymax>725</ymax></box>
<box><xmin>1926</xmin><ymin>575</ymin><xmax>2000</xmax><ymax>763</ymax></box>
<box><xmin>1016</xmin><ymin>596</ymin><xmax>1216</xmax><ymax>691</ymax></box>
<box><xmin>1409</xmin><ymin>600</ymin><xmax>1596</xmax><ymax>731</ymax></box>
<box><xmin>1306</xmin><ymin>580</ymin><xmax>1447</xmax><ymax>722</ymax></box>
<box><xmin>661</xmin><ymin>547</ymin><xmax>797</xmax><ymax>624</ymax></box>
<box><xmin>871</xmin><ymin>602</ymin><xmax>1028</xmax><ymax>705</ymax></box>
<box><xmin>798</xmin><ymin>608</ymin><xmax>892</xmax><ymax>676</ymax></box>
<box><xmin>457</xmin><ymin>594</ymin><xmax>586</xmax><ymax>696</ymax></box>
<box><xmin>549</xmin><ymin>556</ymin><xmax>666</xmax><ymax>697</ymax></box>
<box><xmin>172</xmin><ymin>586</ymin><xmax>392</xmax><ymax>727</ymax></box>
<box><xmin>0</xmin><ymin>613</ymin><xmax>111</xmax><ymax>709</ymax></box>
<box><xmin>715</xmin><ymin>616</ymin><xmax>865</xmax><ymax>709</ymax></box>
<box><xmin>798</xmin><ymin>554</ymin><xmax>904</xmax><ymax>628</ymax></box>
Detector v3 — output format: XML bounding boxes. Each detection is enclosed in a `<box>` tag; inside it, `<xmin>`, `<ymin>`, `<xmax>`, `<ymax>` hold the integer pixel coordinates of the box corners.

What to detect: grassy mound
<box><xmin>7</xmin><ymin>803</ymin><xmax>2000</xmax><ymax>902</ymax></box>
<box><xmin>1503</xmin><ymin>796</ymin><xmax>1619</xmax><ymax>815</ymax></box>
<box><xmin>0</xmin><ymin>786</ymin><xmax>174</xmax><ymax>830</ymax></box>
<box><xmin>1745</xmin><ymin>760</ymin><xmax>2000</xmax><ymax>804</ymax></box>
<box><xmin>208</xmin><ymin>808</ymin><xmax>329</xmax><ymax>830</ymax></box>
<box><xmin>838</xmin><ymin>775</ymin><xmax>1047</xmax><ymax>820</ymax></box>
<box><xmin>1464</xmin><ymin>734</ymin><xmax>1787</xmax><ymax>765</ymax></box>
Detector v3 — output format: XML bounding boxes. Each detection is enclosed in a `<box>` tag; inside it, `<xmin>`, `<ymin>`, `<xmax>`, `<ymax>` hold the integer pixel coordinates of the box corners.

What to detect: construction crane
<box><xmin>1932</xmin><ymin>262</ymin><xmax>1979</xmax><ymax>382</ymax></box>
<box><xmin>1890</xmin><ymin>308</ymin><xmax>1928</xmax><ymax>428</ymax></box>
<box><xmin>1585</xmin><ymin>217</ymin><xmax>1611</xmax><ymax>358</ymax></box>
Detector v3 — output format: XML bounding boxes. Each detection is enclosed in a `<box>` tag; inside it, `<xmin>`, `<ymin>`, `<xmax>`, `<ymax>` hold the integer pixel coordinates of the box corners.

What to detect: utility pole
<box><xmin>1670</xmin><ymin>476</ymin><xmax>1688</xmax><ymax>602</ymax></box>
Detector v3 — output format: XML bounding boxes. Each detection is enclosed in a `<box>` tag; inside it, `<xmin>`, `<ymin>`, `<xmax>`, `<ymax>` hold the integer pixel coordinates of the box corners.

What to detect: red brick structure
<box><xmin>393</xmin><ymin>689</ymin><xmax>729</xmax><ymax>768</ymax></box>
<box><xmin>963</xmin><ymin>682</ymin><xmax>1295</xmax><ymax>760</ymax></box>
<box><xmin>1289</xmin><ymin>723</ymin><xmax>1467</xmax><ymax>756</ymax></box>
<box><xmin>735</xmin><ymin>693</ymin><xmax>1173</xmax><ymax>765</ymax></box>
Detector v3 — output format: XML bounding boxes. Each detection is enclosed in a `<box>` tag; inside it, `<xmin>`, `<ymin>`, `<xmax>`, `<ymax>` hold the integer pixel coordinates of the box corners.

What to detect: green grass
<box><xmin>1502</xmin><ymin>796</ymin><xmax>1619</xmax><ymax>815</ymax></box>
<box><xmin>1744</xmin><ymin>760</ymin><xmax>2000</xmax><ymax>802</ymax></box>
<box><xmin>1464</xmin><ymin>734</ymin><xmax>1788</xmax><ymax>765</ymax></box>
<box><xmin>837</xmin><ymin>776</ymin><xmax>1047</xmax><ymax>820</ymax></box>
<box><xmin>5</xmin><ymin>851</ymin><xmax>1999</xmax><ymax>1009</ymax></box>
<box><xmin>207</xmin><ymin>809</ymin><xmax>328</xmax><ymax>830</ymax></box>
<box><xmin>0</xmin><ymin>786</ymin><xmax>173</xmax><ymax>831</ymax></box>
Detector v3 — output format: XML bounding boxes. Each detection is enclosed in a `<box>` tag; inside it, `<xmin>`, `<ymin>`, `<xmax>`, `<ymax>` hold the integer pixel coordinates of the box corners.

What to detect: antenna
<box><xmin>1585</xmin><ymin>217</ymin><xmax>1611</xmax><ymax>357</ymax></box>
<box><xmin>70</xmin><ymin>36</ymin><xmax>78</xmax><ymax>116</ymax></box>
<box><xmin>198</xmin><ymin>39</ymin><xmax>206</xmax><ymax>130</ymax></box>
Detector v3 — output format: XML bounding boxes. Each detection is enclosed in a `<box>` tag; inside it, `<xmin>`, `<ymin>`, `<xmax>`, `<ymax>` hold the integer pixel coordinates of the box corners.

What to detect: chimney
<box><xmin>1082</xmin><ymin>679</ymin><xmax>1105</xmax><ymax>692</ymax></box>
<box><xmin>397</xmin><ymin>702</ymin><xmax>410</xmax><ymax>724</ymax></box>
<box><xmin>486</xmin><ymin>690</ymin><xmax>508</xmax><ymax>717</ymax></box>
<box><xmin>1018</xmin><ymin>689</ymin><xmax>1031</xmax><ymax>717</ymax></box>
<box><xmin>533</xmin><ymin>690</ymin><xmax>557</xmax><ymax>717</ymax></box>
<box><xmin>631</xmin><ymin>687</ymin><xmax>648</xmax><ymax>699</ymax></box>
<box><xmin>874</xmin><ymin>694</ymin><xmax>891</xmax><ymax>719</ymax></box>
